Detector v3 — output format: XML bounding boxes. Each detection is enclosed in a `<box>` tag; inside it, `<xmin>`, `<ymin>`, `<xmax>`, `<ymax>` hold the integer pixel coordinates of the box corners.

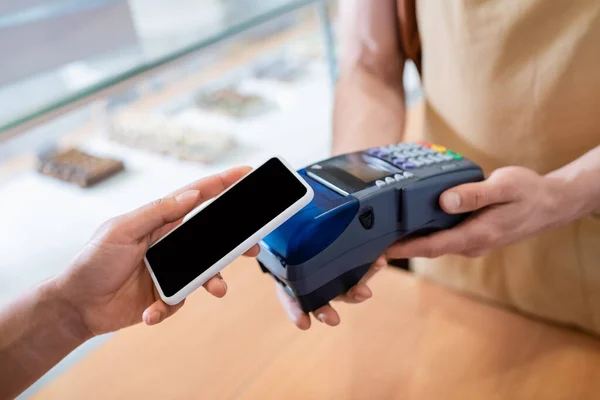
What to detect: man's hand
<box><xmin>386</xmin><ymin>166</ymin><xmax>567</xmax><ymax>259</ymax></box>
<box><xmin>275</xmin><ymin>256</ymin><xmax>388</xmax><ymax>330</ymax></box>
<box><xmin>53</xmin><ymin>167</ymin><xmax>260</xmax><ymax>336</ymax></box>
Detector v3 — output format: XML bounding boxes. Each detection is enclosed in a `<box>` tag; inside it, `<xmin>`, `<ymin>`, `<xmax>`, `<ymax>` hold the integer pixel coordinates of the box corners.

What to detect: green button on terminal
<box><xmin>445</xmin><ymin>150</ymin><xmax>463</xmax><ymax>160</ymax></box>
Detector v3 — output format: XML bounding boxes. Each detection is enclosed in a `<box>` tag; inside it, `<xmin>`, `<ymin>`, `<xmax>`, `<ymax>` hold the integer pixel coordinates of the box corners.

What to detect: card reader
<box><xmin>257</xmin><ymin>142</ymin><xmax>484</xmax><ymax>313</ymax></box>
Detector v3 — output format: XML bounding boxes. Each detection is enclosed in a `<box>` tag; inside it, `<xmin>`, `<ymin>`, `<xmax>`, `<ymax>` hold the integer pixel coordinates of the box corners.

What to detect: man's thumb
<box><xmin>119</xmin><ymin>190</ymin><xmax>200</xmax><ymax>239</ymax></box>
<box><xmin>440</xmin><ymin>182</ymin><xmax>494</xmax><ymax>214</ymax></box>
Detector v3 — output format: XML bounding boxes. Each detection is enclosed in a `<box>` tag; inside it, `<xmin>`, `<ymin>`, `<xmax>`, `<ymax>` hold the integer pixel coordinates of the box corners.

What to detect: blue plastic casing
<box><xmin>262</xmin><ymin>170</ymin><xmax>359</xmax><ymax>266</ymax></box>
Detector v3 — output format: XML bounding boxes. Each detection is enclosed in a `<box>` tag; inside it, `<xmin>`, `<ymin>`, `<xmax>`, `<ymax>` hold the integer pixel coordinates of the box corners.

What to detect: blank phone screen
<box><xmin>146</xmin><ymin>158</ymin><xmax>308</xmax><ymax>297</ymax></box>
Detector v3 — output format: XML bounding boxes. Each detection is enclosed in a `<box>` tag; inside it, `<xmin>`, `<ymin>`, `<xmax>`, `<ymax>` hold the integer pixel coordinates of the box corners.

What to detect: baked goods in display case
<box><xmin>108</xmin><ymin>111</ymin><xmax>236</xmax><ymax>164</ymax></box>
<box><xmin>194</xmin><ymin>85</ymin><xmax>276</xmax><ymax>119</ymax></box>
<box><xmin>252</xmin><ymin>53</ymin><xmax>309</xmax><ymax>83</ymax></box>
<box><xmin>37</xmin><ymin>148</ymin><xmax>125</xmax><ymax>188</ymax></box>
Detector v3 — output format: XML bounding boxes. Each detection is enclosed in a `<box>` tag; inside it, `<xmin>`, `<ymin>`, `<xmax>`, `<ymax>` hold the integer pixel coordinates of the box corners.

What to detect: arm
<box><xmin>547</xmin><ymin>145</ymin><xmax>600</xmax><ymax>221</ymax></box>
<box><xmin>332</xmin><ymin>0</ymin><xmax>406</xmax><ymax>155</ymax></box>
<box><xmin>0</xmin><ymin>168</ymin><xmax>260</xmax><ymax>399</ymax></box>
<box><xmin>386</xmin><ymin>145</ymin><xmax>600</xmax><ymax>259</ymax></box>
<box><xmin>0</xmin><ymin>281</ymin><xmax>90</xmax><ymax>400</ymax></box>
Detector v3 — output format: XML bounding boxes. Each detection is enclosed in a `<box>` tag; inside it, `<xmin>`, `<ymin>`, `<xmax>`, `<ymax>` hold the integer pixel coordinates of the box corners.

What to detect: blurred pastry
<box><xmin>37</xmin><ymin>148</ymin><xmax>124</xmax><ymax>188</ymax></box>
<box><xmin>253</xmin><ymin>56</ymin><xmax>307</xmax><ymax>82</ymax></box>
<box><xmin>108</xmin><ymin>111</ymin><xmax>236</xmax><ymax>163</ymax></box>
<box><xmin>194</xmin><ymin>86</ymin><xmax>274</xmax><ymax>118</ymax></box>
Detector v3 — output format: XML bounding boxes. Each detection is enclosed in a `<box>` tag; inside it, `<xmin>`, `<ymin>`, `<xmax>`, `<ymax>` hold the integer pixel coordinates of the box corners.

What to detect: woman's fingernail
<box><xmin>318</xmin><ymin>314</ymin><xmax>327</xmax><ymax>323</ymax></box>
<box><xmin>442</xmin><ymin>192</ymin><xmax>461</xmax><ymax>212</ymax></box>
<box><xmin>148</xmin><ymin>311</ymin><xmax>161</xmax><ymax>325</ymax></box>
<box><xmin>175</xmin><ymin>190</ymin><xmax>199</xmax><ymax>203</ymax></box>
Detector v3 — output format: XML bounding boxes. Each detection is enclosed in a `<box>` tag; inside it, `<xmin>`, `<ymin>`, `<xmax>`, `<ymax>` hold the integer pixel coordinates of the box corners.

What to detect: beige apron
<box><xmin>399</xmin><ymin>0</ymin><xmax>600</xmax><ymax>334</ymax></box>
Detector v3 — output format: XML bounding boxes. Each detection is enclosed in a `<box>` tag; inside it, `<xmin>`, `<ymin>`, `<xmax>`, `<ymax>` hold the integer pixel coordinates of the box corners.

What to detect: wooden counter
<box><xmin>33</xmin><ymin>257</ymin><xmax>600</xmax><ymax>400</ymax></box>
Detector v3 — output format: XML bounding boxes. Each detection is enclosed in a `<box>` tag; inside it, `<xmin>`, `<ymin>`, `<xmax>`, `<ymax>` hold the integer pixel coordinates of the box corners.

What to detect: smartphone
<box><xmin>144</xmin><ymin>156</ymin><xmax>314</xmax><ymax>305</ymax></box>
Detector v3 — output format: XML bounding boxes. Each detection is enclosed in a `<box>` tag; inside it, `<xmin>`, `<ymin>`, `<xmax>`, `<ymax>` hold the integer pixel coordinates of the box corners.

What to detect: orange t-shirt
<box><xmin>398</xmin><ymin>0</ymin><xmax>600</xmax><ymax>334</ymax></box>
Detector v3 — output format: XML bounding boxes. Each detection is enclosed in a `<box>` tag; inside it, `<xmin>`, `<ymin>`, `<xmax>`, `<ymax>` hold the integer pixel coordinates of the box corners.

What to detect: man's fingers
<box><xmin>276</xmin><ymin>284</ymin><xmax>311</xmax><ymax>330</ymax></box>
<box><xmin>439</xmin><ymin>181</ymin><xmax>494</xmax><ymax>214</ymax></box>
<box><xmin>440</xmin><ymin>173</ymin><xmax>519</xmax><ymax>214</ymax></box>
<box><xmin>334</xmin><ymin>256</ymin><xmax>385</xmax><ymax>303</ymax></box>
<box><xmin>143</xmin><ymin>299</ymin><xmax>185</xmax><ymax>326</ymax></box>
<box><xmin>203</xmin><ymin>274</ymin><xmax>228</xmax><ymax>298</ymax></box>
<box><xmin>336</xmin><ymin>283</ymin><xmax>373</xmax><ymax>304</ymax></box>
<box><xmin>312</xmin><ymin>304</ymin><xmax>340</xmax><ymax>326</ymax></box>
<box><xmin>385</xmin><ymin>218</ymin><xmax>499</xmax><ymax>259</ymax></box>
<box><xmin>386</xmin><ymin>228</ymin><xmax>467</xmax><ymax>259</ymax></box>
<box><xmin>362</xmin><ymin>255</ymin><xmax>387</xmax><ymax>282</ymax></box>
<box><xmin>350</xmin><ymin>284</ymin><xmax>373</xmax><ymax>302</ymax></box>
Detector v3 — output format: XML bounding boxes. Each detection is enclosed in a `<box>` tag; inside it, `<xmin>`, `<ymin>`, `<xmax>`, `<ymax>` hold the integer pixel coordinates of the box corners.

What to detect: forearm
<box><xmin>547</xmin><ymin>145</ymin><xmax>600</xmax><ymax>222</ymax></box>
<box><xmin>332</xmin><ymin>0</ymin><xmax>406</xmax><ymax>156</ymax></box>
<box><xmin>332</xmin><ymin>66</ymin><xmax>406</xmax><ymax>155</ymax></box>
<box><xmin>0</xmin><ymin>279</ymin><xmax>91</xmax><ymax>399</ymax></box>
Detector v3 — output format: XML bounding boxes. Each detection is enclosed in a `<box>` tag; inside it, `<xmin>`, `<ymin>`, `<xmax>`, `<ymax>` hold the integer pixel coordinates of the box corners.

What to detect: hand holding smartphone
<box><xmin>144</xmin><ymin>157</ymin><xmax>314</xmax><ymax>305</ymax></box>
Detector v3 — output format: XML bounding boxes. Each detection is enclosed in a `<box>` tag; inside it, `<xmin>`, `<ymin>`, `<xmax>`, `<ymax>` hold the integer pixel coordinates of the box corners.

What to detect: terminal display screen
<box><xmin>307</xmin><ymin>154</ymin><xmax>401</xmax><ymax>195</ymax></box>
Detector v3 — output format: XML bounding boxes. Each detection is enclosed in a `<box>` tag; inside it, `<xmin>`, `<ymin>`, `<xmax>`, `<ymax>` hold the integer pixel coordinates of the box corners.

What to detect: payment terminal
<box><xmin>257</xmin><ymin>142</ymin><xmax>484</xmax><ymax>313</ymax></box>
